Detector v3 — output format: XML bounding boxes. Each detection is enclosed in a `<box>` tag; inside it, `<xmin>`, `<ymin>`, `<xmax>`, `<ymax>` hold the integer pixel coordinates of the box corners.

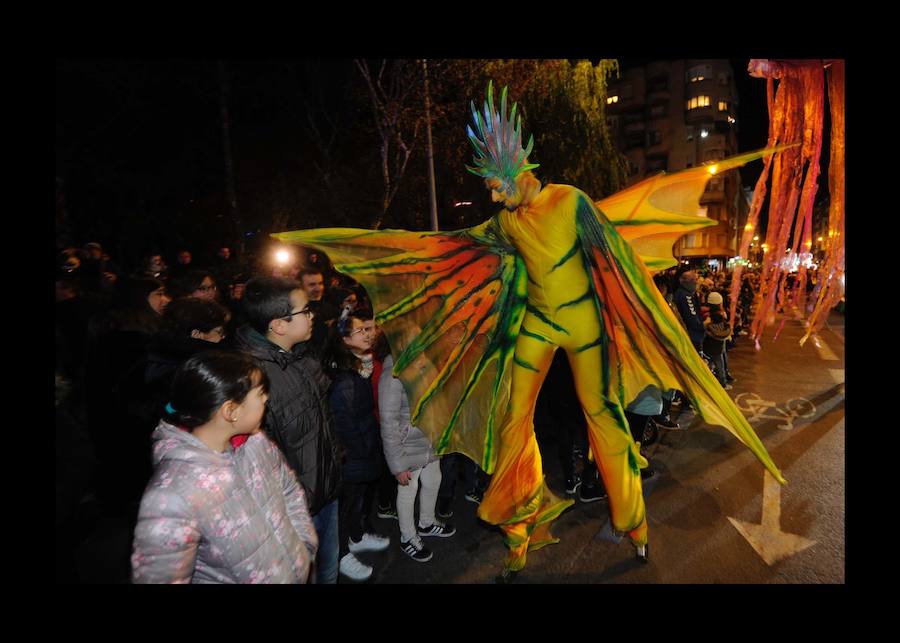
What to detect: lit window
<box><xmin>607</xmin><ymin>95</ymin><xmax>619</xmax><ymax>104</ymax></box>
<box><xmin>686</xmin><ymin>96</ymin><xmax>711</xmax><ymax>110</ymax></box>
<box><xmin>687</xmin><ymin>64</ymin><xmax>712</xmax><ymax>83</ymax></box>
<box><xmin>718</xmin><ymin>101</ymin><xmax>728</xmax><ymax>111</ymax></box>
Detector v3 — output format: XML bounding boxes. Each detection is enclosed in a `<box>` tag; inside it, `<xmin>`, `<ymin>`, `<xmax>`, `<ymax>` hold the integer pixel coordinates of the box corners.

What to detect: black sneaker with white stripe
<box><xmin>400</xmin><ymin>539</ymin><xmax>433</xmax><ymax>562</ymax></box>
<box><xmin>417</xmin><ymin>522</ymin><xmax>456</xmax><ymax>538</ymax></box>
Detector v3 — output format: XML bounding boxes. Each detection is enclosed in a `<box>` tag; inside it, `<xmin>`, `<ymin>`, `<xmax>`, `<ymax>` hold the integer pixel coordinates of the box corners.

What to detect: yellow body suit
<box><xmin>479</xmin><ymin>183</ymin><xmax>650</xmax><ymax>569</ymax></box>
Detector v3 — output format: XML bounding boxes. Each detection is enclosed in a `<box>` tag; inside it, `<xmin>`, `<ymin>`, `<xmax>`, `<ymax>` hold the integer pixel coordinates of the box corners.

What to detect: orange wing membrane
<box><xmin>273</xmin><ymin>220</ymin><xmax>528</xmax><ymax>472</ymax></box>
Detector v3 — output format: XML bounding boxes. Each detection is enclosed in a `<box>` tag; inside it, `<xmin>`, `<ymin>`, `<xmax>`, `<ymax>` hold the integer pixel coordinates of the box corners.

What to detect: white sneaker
<box><xmin>339</xmin><ymin>553</ymin><xmax>373</xmax><ymax>581</ymax></box>
<box><xmin>347</xmin><ymin>532</ymin><xmax>390</xmax><ymax>553</ymax></box>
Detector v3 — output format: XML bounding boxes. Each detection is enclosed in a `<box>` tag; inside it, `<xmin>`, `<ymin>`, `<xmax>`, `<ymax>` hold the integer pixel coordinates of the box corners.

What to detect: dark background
<box><xmin>55</xmin><ymin>58</ymin><xmax>785</xmax><ymax>271</ymax></box>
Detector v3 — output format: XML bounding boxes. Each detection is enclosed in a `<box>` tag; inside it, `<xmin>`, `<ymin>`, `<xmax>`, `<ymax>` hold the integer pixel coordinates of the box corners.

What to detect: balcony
<box><xmin>624</xmin><ymin>119</ymin><xmax>646</xmax><ymax>133</ymax></box>
<box><xmin>685</xmin><ymin>105</ymin><xmax>714</xmax><ymax>122</ymax></box>
<box><xmin>625</xmin><ymin>134</ymin><xmax>645</xmax><ymax>150</ymax></box>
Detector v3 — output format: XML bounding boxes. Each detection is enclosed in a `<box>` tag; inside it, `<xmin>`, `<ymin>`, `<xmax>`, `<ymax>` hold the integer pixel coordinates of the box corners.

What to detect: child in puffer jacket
<box><xmin>131</xmin><ymin>351</ymin><xmax>318</xmax><ymax>584</ymax></box>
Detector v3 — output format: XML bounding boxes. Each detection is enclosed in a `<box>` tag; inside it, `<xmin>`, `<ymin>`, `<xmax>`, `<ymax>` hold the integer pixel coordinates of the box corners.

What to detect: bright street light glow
<box><xmin>275</xmin><ymin>250</ymin><xmax>290</xmax><ymax>265</ymax></box>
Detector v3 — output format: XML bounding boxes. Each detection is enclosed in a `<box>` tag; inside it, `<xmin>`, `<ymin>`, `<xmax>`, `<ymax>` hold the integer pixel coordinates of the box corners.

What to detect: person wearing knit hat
<box><xmin>704</xmin><ymin>290</ymin><xmax>735</xmax><ymax>383</ymax></box>
<box><xmin>702</xmin><ymin>292</ymin><xmax>732</xmax><ymax>389</ymax></box>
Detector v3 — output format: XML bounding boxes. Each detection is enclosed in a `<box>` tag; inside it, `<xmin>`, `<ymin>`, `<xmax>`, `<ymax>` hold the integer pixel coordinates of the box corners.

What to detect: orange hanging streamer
<box><xmin>802</xmin><ymin>60</ymin><xmax>845</xmax><ymax>344</ymax></box>
<box><xmin>734</xmin><ymin>60</ymin><xmax>844</xmax><ymax>348</ymax></box>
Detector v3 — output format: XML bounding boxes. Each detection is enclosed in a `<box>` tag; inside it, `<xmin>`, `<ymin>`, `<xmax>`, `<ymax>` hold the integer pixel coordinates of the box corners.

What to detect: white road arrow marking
<box><xmin>727</xmin><ymin>471</ymin><xmax>817</xmax><ymax>565</ymax></box>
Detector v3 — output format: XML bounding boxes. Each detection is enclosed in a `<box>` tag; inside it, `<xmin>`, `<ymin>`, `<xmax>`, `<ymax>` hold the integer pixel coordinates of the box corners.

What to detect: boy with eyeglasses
<box><xmin>235</xmin><ymin>276</ymin><xmax>342</xmax><ymax>583</ymax></box>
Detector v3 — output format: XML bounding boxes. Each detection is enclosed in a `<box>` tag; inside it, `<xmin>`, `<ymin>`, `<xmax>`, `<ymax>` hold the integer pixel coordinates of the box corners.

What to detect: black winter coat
<box><xmin>328</xmin><ymin>368</ymin><xmax>382</xmax><ymax>483</ymax></box>
<box><xmin>674</xmin><ymin>286</ymin><xmax>705</xmax><ymax>349</ymax></box>
<box><xmin>235</xmin><ymin>325</ymin><xmax>341</xmax><ymax>515</ymax></box>
<box><xmin>130</xmin><ymin>335</ymin><xmax>222</xmax><ymax>430</ymax></box>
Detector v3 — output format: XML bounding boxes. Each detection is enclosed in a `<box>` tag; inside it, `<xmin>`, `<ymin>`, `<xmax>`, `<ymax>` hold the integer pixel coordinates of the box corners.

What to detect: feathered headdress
<box><xmin>465</xmin><ymin>81</ymin><xmax>539</xmax><ymax>198</ymax></box>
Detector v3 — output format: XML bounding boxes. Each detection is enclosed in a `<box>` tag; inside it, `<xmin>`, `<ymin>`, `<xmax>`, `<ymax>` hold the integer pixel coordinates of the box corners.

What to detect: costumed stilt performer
<box><xmin>275</xmin><ymin>82</ymin><xmax>788</xmax><ymax>577</ymax></box>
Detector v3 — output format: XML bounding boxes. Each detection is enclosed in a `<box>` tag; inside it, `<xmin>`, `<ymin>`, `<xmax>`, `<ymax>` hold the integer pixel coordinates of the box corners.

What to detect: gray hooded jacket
<box><xmin>378</xmin><ymin>355</ymin><xmax>438</xmax><ymax>475</ymax></box>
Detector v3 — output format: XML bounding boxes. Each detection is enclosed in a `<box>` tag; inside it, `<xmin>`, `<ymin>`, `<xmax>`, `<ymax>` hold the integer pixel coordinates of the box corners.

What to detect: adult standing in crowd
<box><xmin>211</xmin><ymin>245</ymin><xmax>239</xmax><ymax>294</ymax></box>
<box><xmin>139</xmin><ymin>253</ymin><xmax>167</xmax><ymax>280</ymax></box>
<box><xmin>85</xmin><ymin>276</ymin><xmax>171</xmax><ymax>512</ymax></box>
<box><xmin>674</xmin><ymin>270</ymin><xmax>706</xmax><ymax>354</ymax></box>
<box><xmin>124</xmin><ymin>297</ymin><xmax>231</xmax><ymax>443</ymax></box>
<box><xmin>168</xmin><ymin>249</ymin><xmax>194</xmax><ymax>280</ymax></box>
<box><xmin>301</xmin><ymin>267</ymin><xmax>339</xmax><ymax>355</ymax></box>
<box><xmin>167</xmin><ymin>270</ymin><xmax>220</xmax><ymax>303</ymax></box>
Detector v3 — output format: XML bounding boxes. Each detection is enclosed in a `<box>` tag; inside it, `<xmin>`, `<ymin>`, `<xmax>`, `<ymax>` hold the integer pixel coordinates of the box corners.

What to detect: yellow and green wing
<box><xmin>273</xmin><ymin>219</ymin><xmax>527</xmax><ymax>472</ymax></box>
<box><xmin>600</xmin><ymin>147</ymin><xmax>795</xmax><ymax>273</ymax></box>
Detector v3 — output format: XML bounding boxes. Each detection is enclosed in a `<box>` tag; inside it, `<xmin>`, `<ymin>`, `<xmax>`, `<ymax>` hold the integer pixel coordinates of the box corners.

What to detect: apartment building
<box><xmin>607</xmin><ymin>60</ymin><xmax>742</xmax><ymax>264</ymax></box>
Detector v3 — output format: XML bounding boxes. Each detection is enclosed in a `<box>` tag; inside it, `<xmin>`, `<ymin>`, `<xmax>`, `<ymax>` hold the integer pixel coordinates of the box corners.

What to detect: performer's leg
<box><xmin>565</xmin><ymin>347</ymin><xmax>649</xmax><ymax>547</ymax></box>
<box><xmin>477</xmin><ymin>321</ymin><xmax>570</xmax><ymax>571</ymax></box>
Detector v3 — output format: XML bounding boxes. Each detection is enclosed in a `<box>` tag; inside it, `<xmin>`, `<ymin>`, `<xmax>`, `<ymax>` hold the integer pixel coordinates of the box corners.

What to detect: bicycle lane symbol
<box><xmin>734</xmin><ymin>393</ymin><xmax>816</xmax><ymax>431</ymax></box>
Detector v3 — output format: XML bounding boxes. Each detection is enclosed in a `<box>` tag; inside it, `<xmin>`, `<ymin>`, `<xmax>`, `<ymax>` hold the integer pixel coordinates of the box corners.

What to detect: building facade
<box><xmin>606</xmin><ymin>60</ymin><xmax>742</xmax><ymax>263</ymax></box>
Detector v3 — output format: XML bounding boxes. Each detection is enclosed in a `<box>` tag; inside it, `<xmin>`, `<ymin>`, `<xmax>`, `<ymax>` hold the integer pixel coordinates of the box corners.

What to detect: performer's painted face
<box><xmin>486</xmin><ymin>178</ymin><xmax>521</xmax><ymax>211</ymax></box>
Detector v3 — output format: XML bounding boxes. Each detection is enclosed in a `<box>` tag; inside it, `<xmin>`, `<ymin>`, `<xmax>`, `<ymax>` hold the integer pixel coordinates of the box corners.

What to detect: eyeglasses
<box><xmin>197</xmin><ymin>284</ymin><xmax>218</xmax><ymax>293</ymax></box>
<box><xmin>350</xmin><ymin>326</ymin><xmax>376</xmax><ymax>337</ymax></box>
<box><xmin>285</xmin><ymin>307</ymin><xmax>314</xmax><ymax>321</ymax></box>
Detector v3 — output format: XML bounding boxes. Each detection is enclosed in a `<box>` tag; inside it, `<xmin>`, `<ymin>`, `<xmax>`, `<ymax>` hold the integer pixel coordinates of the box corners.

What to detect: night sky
<box><xmin>56</xmin><ymin>58</ymin><xmax>793</xmax><ymax>268</ymax></box>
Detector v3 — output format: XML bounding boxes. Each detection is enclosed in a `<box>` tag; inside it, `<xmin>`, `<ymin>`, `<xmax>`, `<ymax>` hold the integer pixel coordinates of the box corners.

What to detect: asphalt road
<box><xmin>360</xmin><ymin>311</ymin><xmax>845</xmax><ymax>584</ymax></box>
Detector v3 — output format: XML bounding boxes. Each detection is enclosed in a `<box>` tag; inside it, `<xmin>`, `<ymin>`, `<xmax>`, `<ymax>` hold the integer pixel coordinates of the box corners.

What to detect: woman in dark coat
<box><xmin>322</xmin><ymin>309</ymin><xmax>390</xmax><ymax>582</ymax></box>
<box><xmin>84</xmin><ymin>276</ymin><xmax>171</xmax><ymax>512</ymax></box>
<box><xmin>128</xmin><ymin>298</ymin><xmax>231</xmax><ymax>436</ymax></box>
<box><xmin>117</xmin><ymin>297</ymin><xmax>231</xmax><ymax>509</ymax></box>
